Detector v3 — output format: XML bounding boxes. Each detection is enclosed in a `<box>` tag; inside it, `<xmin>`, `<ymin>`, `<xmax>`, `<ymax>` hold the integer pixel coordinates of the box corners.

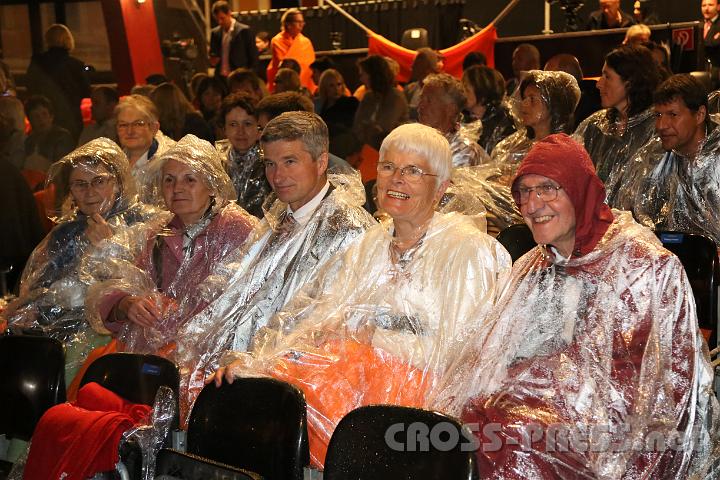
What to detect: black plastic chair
<box><xmin>401</xmin><ymin>28</ymin><xmax>429</xmax><ymax>50</ymax></box>
<box><xmin>79</xmin><ymin>352</ymin><xmax>180</xmax><ymax>408</ymax></box>
<box><xmin>0</xmin><ymin>335</ymin><xmax>65</xmax><ymax>441</ymax></box>
<box><xmin>155</xmin><ymin>448</ymin><xmax>262</xmax><ymax>480</ymax></box>
<box><xmin>187</xmin><ymin>377</ymin><xmax>309</xmax><ymax>480</ymax></box>
<box><xmin>656</xmin><ymin>231</ymin><xmax>720</xmax><ymax>348</ymax></box>
<box><xmin>324</xmin><ymin>404</ymin><xmax>478</xmax><ymax>480</ymax></box>
<box><xmin>496</xmin><ymin>223</ymin><xmax>537</xmax><ymax>263</ymax></box>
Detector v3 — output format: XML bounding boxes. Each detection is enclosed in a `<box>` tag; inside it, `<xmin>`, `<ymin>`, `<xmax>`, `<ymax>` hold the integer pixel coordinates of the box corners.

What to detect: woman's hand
<box><xmin>86</xmin><ymin>213</ymin><xmax>113</xmax><ymax>246</ymax></box>
<box><xmin>118</xmin><ymin>295</ymin><xmax>161</xmax><ymax>328</ymax></box>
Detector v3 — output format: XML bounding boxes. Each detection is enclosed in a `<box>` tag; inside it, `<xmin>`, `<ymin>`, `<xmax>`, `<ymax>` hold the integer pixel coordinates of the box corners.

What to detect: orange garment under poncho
<box><xmin>270</xmin><ymin>339</ymin><xmax>434</xmax><ymax>468</ymax></box>
<box><xmin>267</xmin><ymin>31</ymin><xmax>316</xmax><ymax>92</ymax></box>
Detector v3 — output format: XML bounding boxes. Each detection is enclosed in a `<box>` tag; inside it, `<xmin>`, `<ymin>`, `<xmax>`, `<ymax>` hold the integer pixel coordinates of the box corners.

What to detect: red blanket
<box><xmin>24</xmin><ymin>382</ymin><xmax>151</xmax><ymax>480</ymax></box>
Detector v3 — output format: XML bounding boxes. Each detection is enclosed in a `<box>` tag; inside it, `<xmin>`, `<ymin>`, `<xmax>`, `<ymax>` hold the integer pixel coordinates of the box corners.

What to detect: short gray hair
<box><xmin>422</xmin><ymin>73</ymin><xmax>467</xmax><ymax>112</ymax></box>
<box><xmin>260</xmin><ymin>111</ymin><xmax>328</xmax><ymax>160</ymax></box>
<box><xmin>379</xmin><ymin>123</ymin><xmax>452</xmax><ymax>184</ymax></box>
<box><xmin>114</xmin><ymin>94</ymin><xmax>159</xmax><ymax>123</ymax></box>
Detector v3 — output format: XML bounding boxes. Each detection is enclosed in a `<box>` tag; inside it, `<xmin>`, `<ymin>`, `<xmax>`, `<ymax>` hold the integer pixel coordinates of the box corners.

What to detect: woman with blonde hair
<box><xmin>150</xmin><ymin>82</ymin><xmax>214</xmax><ymax>142</ymax></box>
<box><xmin>25</xmin><ymin>23</ymin><xmax>91</xmax><ymax>141</ymax></box>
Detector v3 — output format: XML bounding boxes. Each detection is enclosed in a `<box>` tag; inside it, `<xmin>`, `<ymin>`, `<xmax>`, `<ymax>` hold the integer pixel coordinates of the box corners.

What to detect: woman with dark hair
<box><xmin>315</xmin><ymin>69</ymin><xmax>359</xmax><ymax>158</ymax></box>
<box><xmin>150</xmin><ymin>83</ymin><xmax>214</xmax><ymax>143</ymax></box>
<box><xmin>574</xmin><ymin>44</ymin><xmax>663</xmax><ymax>184</ymax></box>
<box><xmin>462</xmin><ymin>65</ymin><xmax>516</xmax><ymax>154</ymax></box>
<box><xmin>195</xmin><ymin>75</ymin><xmax>228</xmax><ymax>139</ymax></box>
<box><xmin>353</xmin><ymin>55</ymin><xmax>409</xmax><ymax>149</ymax></box>
<box><xmin>492</xmin><ymin>70</ymin><xmax>581</xmax><ymax>184</ymax></box>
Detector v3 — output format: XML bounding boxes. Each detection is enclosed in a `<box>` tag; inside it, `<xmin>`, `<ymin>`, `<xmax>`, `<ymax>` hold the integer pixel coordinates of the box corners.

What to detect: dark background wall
<box><xmin>462</xmin><ymin>0</ymin><xmax>698</xmax><ymax>38</ymax></box>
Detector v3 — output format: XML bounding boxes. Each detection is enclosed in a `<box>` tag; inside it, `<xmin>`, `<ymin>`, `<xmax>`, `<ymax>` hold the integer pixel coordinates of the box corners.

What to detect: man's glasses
<box><xmin>69</xmin><ymin>175</ymin><xmax>114</xmax><ymax>193</ymax></box>
<box><xmin>117</xmin><ymin>120</ymin><xmax>148</xmax><ymax>131</ymax></box>
<box><xmin>512</xmin><ymin>183</ymin><xmax>563</xmax><ymax>205</ymax></box>
<box><xmin>376</xmin><ymin>162</ymin><xmax>437</xmax><ymax>183</ymax></box>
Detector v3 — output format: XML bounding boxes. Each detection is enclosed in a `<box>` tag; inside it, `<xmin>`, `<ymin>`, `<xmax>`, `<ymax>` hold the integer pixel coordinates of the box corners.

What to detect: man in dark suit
<box><xmin>585</xmin><ymin>0</ymin><xmax>635</xmax><ymax>30</ymax></box>
<box><xmin>209</xmin><ymin>1</ymin><xmax>258</xmax><ymax>77</ymax></box>
<box><xmin>702</xmin><ymin>0</ymin><xmax>720</xmax><ymax>67</ymax></box>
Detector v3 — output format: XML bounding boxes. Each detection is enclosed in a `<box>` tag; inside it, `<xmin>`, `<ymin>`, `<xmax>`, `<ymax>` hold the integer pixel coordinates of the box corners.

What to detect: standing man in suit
<box><xmin>702</xmin><ymin>0</ymin><xmax>720</xmax><ymax>68</ymax></box>
<box><xmin>209</xmin><ymin>1</ymin><xmax>258</xmax><ymax>77</ymax></box>
<box><xmin>585</xmin><ymin>0</ymin><xmax>635</xmax><ymax>30</ymax></box>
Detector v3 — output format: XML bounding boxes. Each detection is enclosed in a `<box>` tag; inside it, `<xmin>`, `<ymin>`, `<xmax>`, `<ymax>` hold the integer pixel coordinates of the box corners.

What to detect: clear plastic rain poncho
<box><xmin>3</xmin><ymin>138</ymin><xmax>167</xmax><ymax>380</ymax></box>
<box><xmin>84</xmin><ymin>134</ymin><xmax>257</xmax><ymax>355</ymax></box>
<box><xmin>447</xmin><ymin>119</ymin><xmax>490</xmax><ymax>168</ymax></box>
<box><xmin>477</xmin><ymin>103</ymin><xmax>517</xmax><ymax>155</ymax></box>
<box><xmin>434</xmin><ymin>211</ymin><xmax>720</xmax><ymax>478</ymax></box>
<box><xmin>223</xmin><ymin>211</ymin><xmax>511</xmax><ymax>468</ymax></box>
<box><xmin>574</xmin><ymin>107</ymin><xmax>657</xmax><ymax>185</ymax></box>
<box><xmin>492</xmin><ymin>70</ymin><xmax>581</xmax><ymax>185</ymax></box>
<box><xmin>611</xmin><ymin>118</ymin><xmax>720</xmax><ymax>245</ymax></box>
<box><xmin>216</xmin><ymin>139</ymin><xmax>271</xmax><ymax>219</ymax></box>
<box><xmin>172</xmin><ymin>171</ymin><xmax>376</xmax><ymax>423</ymax></box>
<box><xmin>434</xmin><ymin>134</ymin><xmax>720</xmax><ymax>479</ymax></box>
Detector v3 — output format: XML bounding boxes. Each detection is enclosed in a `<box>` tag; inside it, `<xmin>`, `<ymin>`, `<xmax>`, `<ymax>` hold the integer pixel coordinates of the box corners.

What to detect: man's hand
<box><xmin>86</xmin><ymin>213</ymin><xmax>113</xmax><ymax>246</ymax></box>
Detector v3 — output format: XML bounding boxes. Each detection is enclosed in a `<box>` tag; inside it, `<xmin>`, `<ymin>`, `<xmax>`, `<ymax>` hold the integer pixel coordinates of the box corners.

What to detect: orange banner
<box><xmin>368</xmin><ymin>24</ymin><xmax>497</xmax><ymax>83</ymax></box>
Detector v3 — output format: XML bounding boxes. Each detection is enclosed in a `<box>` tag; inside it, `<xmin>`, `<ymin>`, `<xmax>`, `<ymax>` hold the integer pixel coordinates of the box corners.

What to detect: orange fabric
<box><xmin>267</xmin><ymin>32</ymin><xmax>316</xmax><ymax>92</ymax></box>
<box><xmin>21</xmin><ymin>169</ymin><xmax>47</xmax><ymax>192</ymax></box>
<box><xmin>67</xmin><ymin>339</ymin><xmax>120</xmax><ymax>402</ymax></box>
<box><xmin>356</xmin><ymin>144</ymin><xmax>380</xmax><ymax>182</ymax></box>
<box><xmin>271</xmin><ymin>339</ymin><xmax>432</xmax><ymax>467</ymax></box>
<box><xmin>367</xmin><ymin>24</ymin><xmax>497</xmax><ymax>83</ymax></box>
<box><xmin>33</xmin><ymin>184</ymin><xmax>55</xmax><ymax>233</ymax></box>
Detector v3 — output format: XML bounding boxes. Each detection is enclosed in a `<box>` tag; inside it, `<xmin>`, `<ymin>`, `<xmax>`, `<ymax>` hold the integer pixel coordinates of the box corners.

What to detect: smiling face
<box><xmin>262</xmin><ymin>139</ymin><xmax>328</xmax><ymax>211</ymax></box>
<box><xmin>376</xmin><ymin>148</ymin><xmax>448</xmax><ymax>226</ymax></box>
<box><xmin>161</xmin><ymin>158</ymin><xmax>213</xmax><ymax>226</ymax></box>
<box><xmin>654</xmin><ymin>98</ymin><xmax>706</xmax><ymax>155</ymax></box>
<box><xmin>597</xmin><ymin>63</ymin><xmax>628</xmax><ymax>112</ymax></box>
<box><xmin>517</xmin><ymin>173</ymin><xmax>576</xmax><ymax>257</ymax></box>
<box><xmin>224</xmin><ymin>106</ymin><xmax>260</xmax><ymax>154</ymax></box>
<box><xmin>69</xmin><ymin>163</ymin><xmax>118</xmax><ymax>217</ymax></box>
<box><xmin>117</xmin><ymin>107</ymin><xmax>159</xmax><ymax>158</ymax></box>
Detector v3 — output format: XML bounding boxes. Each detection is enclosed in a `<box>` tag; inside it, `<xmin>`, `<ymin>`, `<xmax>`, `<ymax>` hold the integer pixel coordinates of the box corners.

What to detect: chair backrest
<box><xmin>496</xmin><ymin>223</ymin><xmax>536</xmax><ymax>263</ymax></box>
<box><xmin>657</xmin><ymin>231</ymin><xmax>720</xmax><ymax>348</ymax></box>
<box><xmin>79</xmin><ymin>352</ymin><xmax>180</xmax><ymax>407</ymax></box>
<box><xmin>401</xmin><ymin>28</ymin><xmax>429</xmax><ymax>50</ymax></box>
<box><xmin>187</xmin><ymin>377</ymin><xmax>309</xmax><ymax>480</ymax></box>
<box><xmin>324</xmin><ymin>405</ymin><xmax>478</xmax><ymax>480</ymax></box>
<box><xmin>0</xmin><ymin>335</ymin><xmax>66</xmax><ymax>440</ymax></box>
<box><xmin>155</xmin><ymin>448</ymin><xmax>262</xmax><ymax>480</ymax></box>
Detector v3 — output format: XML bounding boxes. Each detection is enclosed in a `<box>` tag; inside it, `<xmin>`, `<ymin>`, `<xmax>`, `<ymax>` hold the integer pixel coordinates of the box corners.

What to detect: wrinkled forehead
<box><xmin>162</xmin><ymin>157</ymin><xmax>202</xmax><ymax>176</ymax></box>
<box><xmin>69</xmin><ymin>161</ymin><xmax>113</xmax><ymax>180</ymax></box>
<box><xmin>515</xmin><ymin>173</ymin><xmax>560</xmax><ymax>188</ymax></box>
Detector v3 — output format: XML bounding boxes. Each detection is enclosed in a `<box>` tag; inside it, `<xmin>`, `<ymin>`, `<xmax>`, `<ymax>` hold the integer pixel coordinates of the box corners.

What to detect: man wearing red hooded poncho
<box><xmin>434</xmin><ymin>134</ymin><xmax>720</xmax><ymax>478</ymax></box>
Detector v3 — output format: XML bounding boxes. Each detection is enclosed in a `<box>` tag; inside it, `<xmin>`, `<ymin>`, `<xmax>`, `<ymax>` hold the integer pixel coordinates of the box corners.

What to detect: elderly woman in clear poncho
<box><xmin>1</xmin><ymin>138</ymin><xmax>164</xmax><ymax>381</ymax></box>
<box><xmin>84</xmin><ymin>135</ymin><xmax>257</xmax><ymax>360</ymax></box>
<box><xmin>212</xmin><ymin>123</ymin><xmax>512</xmax><ymax>468</ymax></box>
<box><xmin>433</xmin><ymin>134</ymin><xmax>720</xmax><ymax>479</ymax></box>
<box><xmin>574</xmin><ymin>44</ymin><xmax>663</xmax><ymax>186</ymax></box>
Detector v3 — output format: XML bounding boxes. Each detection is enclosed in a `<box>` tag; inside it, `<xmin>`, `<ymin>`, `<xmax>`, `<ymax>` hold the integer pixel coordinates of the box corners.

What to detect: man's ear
<box><xmin>317</xmin><ymin>151</ymin><xmax>329</xmax><ymax>176</ymax></box>
<box><xmin>697</xmin><ymin>105</ymin><xmax>708</xmax><ymax>126</ymax></box>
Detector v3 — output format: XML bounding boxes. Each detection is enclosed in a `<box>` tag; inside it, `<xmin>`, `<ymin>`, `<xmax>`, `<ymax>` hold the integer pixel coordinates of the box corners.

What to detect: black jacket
<box><xmin>585</xmin><ymin>9</ymin><xmax>635</xmax><ymax>30</ymax></box>
<box><xmin>209</xmin><ymin>20</ymin><xmax>258</xmax><ymax>73</ymax></box>
<box><xmin>704</xmin><ymin>17</ymin><xmax>720</xmax><ymax>68</ymax></box>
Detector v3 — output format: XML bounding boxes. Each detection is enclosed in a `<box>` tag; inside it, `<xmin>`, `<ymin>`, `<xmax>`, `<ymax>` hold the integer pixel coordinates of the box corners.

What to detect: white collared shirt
<box><xmin>221</xmin><ymin>18</ymin><xmax>236</xmax><ymax>76</ymax></box>
<box><xmin>286</xmin><ymin>180</ymin><xmax>330</xmax><ymax>227</ymax></box>
<box><xmin>131</xmin><ymin>149</ymin><xmax>151</xmax><ymax>175</ymax></box>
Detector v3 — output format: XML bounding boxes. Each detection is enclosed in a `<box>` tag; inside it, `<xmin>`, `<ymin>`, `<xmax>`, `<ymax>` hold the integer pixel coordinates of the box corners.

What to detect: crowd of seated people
<box><xmin>3</xmin><ymin>5</ymin><xmax>720</xmax><ymax>478</ymax></box>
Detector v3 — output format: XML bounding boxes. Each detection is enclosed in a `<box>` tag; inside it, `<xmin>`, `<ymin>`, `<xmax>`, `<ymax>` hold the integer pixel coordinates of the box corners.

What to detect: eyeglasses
<box><xmin>69</xmin><ymin>175</ymin><xmax>114</xmax><ymax>193</ymax></box>
<box><xmin>117</xmin><ymin>120</ymin><xmax>149</xmax><ymax>131</ymax></box>
<box><xmin>512</xmin><ymin>183</ymin><xmax>563</xmax><ymax>205</ymax></box>
<box><xmin>376</xmin><ymin>162</ymin><xmax>437</xmax><ymax>182</ymax></box>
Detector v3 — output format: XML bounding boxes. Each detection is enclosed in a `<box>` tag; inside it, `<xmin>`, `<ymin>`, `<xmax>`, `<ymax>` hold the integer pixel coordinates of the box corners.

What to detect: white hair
<box><xmin>379</xmin><ymin>123</ymin><xmax>452</xmax><ymax>185</ymax></box>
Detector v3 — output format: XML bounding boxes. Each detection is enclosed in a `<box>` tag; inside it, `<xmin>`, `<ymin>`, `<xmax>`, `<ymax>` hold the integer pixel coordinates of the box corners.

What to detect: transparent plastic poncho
<box><xmin>493</xmin><ymin>70</ymin><xmax>581</xmax><ymax>184</ymax></box>
<box><xmin>478</xmin><ymin>103</ymin><xmax>517</xmax><ymax>155</ymax></box>
<box><xmin>574</xmin><ymin>108</ymin><xmax>657</xmax><ymax>185</ymax></box>
<box><xmin>2</xmin><ymin>138</ymin><xmax>166</xmax><ymax>380</ymax></box>
<box><xmin>83</xmin><ymin>135</ymin><xmax>257</xmax><ymax>355</ymax></box>
<box><xmin>447</xmin><ymin>119</ymin><xmax>490</xmax><ymax>168</ymax></box>
<box><xmin>433</xmin><ymin>210</ymin><xmax>720</xmax><ymax>479</ymax></box>
<box><xmin>222</xmin><ymin>211</ymin><xmax>511</xmax><ymax>468</ymax></box>
<box><xmin>611</xmin><ymin>119</ymin><xmax>720</xmax><ymax>245</ymax></box>
<box><xmin>172</xmin><ymin>172</ymin><xmax>376</xmax><ymax>424</ymax></box>
<box><xmin>217</xmin><ymin>140</ymin><xmax>271</xmax><ymax>218</ymax></box>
